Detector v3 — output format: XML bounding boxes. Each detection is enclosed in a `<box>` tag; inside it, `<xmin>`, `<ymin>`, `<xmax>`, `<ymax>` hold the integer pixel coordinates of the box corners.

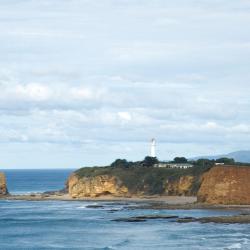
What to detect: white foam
<box><xmin>226</xmin><ymin>243</ymin><xmax>242</xmax><ymax>249</ymax></box>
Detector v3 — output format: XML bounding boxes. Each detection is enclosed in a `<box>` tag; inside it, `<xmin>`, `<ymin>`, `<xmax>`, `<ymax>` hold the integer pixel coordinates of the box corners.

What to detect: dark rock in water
<box><xmin>41</xmin><ymin>190</ymin><xmax>65</xmax><ymax>198</ymax></box>
<box><xmin>108</xmin><ymin>209</ymin><xmax>121</xmax><ymax>213</ymax></box>
<box><xmin>113</xmin><ymin>218</ymin><xmax>147</xmax><ymax>222</ymax></box>
<box><xmin>134</xmin><ymin>215</ymin><xmax>179</xmax><ymax>220</ymax></box>
<box><xmin>113</xmin><ymin>214</ymin><xmax>179</xmax><ymax>222</ymax></box>
<box><xmin>177</xmin><ymin>215</ymin><xmax>250</xmax><ymax>224</ymax></box>
<box><xmin>43</xmin><ymin>190</ymin><xmax>65</xmax><ymax>195</ymax></box>
<box><xmin>86</xmin><ymin>205</ymin><xmax>104</xmax><ymax>209</ymax></box>
<box><xmin>114</xmin><ymin>214</ymin><xmax>250</xmax><ymax>224</ymax></box>
<box><xmin>176</xmin><ymin>217</ymin><xmax>196</xmax><ymax>223</ymax></box>
<box><xmin>43</xmin><ymin>191</ymin><xmax>57</xmax><ymax>195</ymax></box>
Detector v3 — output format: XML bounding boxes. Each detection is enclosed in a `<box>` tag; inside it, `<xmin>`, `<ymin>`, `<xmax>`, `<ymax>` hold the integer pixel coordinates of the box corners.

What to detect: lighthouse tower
<box><xmin>150</xmin><ymin>138</ymin><xmax>156</xmax><ymax>157</ymax></box>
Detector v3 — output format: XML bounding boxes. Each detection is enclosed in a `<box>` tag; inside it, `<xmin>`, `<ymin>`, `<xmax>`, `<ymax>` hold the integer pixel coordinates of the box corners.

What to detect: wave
<box><xmin>225</xmin><ymin>243</ymin><xmax>242</xmax><ymax>249</ymax></box>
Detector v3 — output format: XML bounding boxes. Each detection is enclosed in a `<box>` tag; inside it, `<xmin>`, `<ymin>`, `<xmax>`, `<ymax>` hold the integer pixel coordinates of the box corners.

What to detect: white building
<box><xmin>154</xmin><ymin>163</ymin><xmax>193</xmax><ymax>169</ymax></box>
<box><xmin>150</xmin><ymin>138</ymin><xmax>156</xmax><ymax>157</ymax></box>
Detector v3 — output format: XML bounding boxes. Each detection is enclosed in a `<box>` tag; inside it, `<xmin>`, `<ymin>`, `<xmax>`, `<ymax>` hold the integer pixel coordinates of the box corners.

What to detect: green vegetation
<box><xmin>75</xmin><ymin>156</ymin><xmax>250</xmax><ymax>195</ymax></box>
<box><xmin>173</xmin><ymin>157</ymin><xmax>188</xmax><ymax>163</ymax></box>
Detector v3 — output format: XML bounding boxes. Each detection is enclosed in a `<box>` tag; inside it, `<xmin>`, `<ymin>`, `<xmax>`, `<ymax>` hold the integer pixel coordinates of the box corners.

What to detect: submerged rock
<box><xmin>85</xmin><ymin>205</ymin><xmax>105</xmax><ymax>208</ymax></box>
<box><xmin>177</xmin><ymin>215</ymin><xmax>250</xmax><ymax>224</ymax></box>
<box><xmin>114</xmin><ymin>213</ymin><xmax>250</xmax><ymax>224</ymax></box>
<box><xmin>113</xmin><ymin>214</ymin><xmax>179</xmax><ymax>222</ymax></box>
<box><xmin>0</xmin><ymin>172</ymin><xmax>8</xmax><ymax>196</ymax></box>
<box><xmin>114</xmin><ymin>218</ymin><xmax>147</xmax><ymax>222</ymax></box>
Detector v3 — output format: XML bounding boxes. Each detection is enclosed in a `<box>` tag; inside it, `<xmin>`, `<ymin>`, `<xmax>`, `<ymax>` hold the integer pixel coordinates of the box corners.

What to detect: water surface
<box><xmin>0</xmin><ymin>169</ymin><xmax>249</xmax><ymax>249</ymax></box>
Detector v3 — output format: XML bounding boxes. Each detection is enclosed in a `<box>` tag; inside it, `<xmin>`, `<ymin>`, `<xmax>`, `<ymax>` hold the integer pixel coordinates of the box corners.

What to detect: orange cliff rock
<box><xmin>198</xmin><ymin>166</ymin><xmax>250</xmax><ymax>205</ymax></box>
<box><xmin>67</xmin><ymin>174</ymin><xmax>129</xmax><ymax>198</ymax></box>
<box><xmin>67</xmin><ymin>172</ymin><xmax>198</xmax><ymax>198</ymax></box>
<box><xmin>166</xmin><ymin>176</ymin><xmax>195</xmax><ymax>196</ymax></box>
<box><xmin>0</xmin><ymin>172</ymin><xmax>8</xmax><ymax>196</ymax></box>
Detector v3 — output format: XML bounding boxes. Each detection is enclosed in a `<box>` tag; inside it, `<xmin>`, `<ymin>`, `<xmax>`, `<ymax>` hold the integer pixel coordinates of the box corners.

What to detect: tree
<box><xmin>196</xmin><ymin>159</ymin><xmax>215</xmax><ymax>167</ymax></box>
<box><xmin>216</xmin><ymin>157</ymin><xmax>235</xmax><ymax>165</ymax></box>
<box><xmin>173</xmin><ymin>157</ymin><xmax>188</xmax><ymax>163</ymax></box>
<box><xmin>110</xmin><ymin>159</ymin><xmax>130</xmax><ymax>168</ymax></box>
<box><xmin>142</xmin><ymin>156</ymin><xmax>159</xmax><ymax>167</ymax></box>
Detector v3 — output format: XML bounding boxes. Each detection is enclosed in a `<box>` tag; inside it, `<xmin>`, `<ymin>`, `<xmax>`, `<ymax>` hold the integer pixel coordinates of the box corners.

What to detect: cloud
<box><xmin>117</xmin><ymin>112</ymin><xmax>131</xmax><ymax>126</ymax></box>
<box><xmin>0</xmin><ymin>0</ymin><xmax>250</xmax><ymax>168</ymax></box>
<box><xmin>13</xmin><ymin>83</ymin><xmax>51</xmax><ymax>101</ymax></box>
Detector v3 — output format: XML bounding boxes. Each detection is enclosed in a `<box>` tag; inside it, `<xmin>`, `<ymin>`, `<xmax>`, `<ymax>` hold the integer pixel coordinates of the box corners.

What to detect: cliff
<box><xmin>68</xmin><ymin>173</ymin><xmax>129</xmax><ymax>198</ymax></box>
<box><xmin>197</xmin><ymin>166</ymin><xmax>250</xmax><ymax>205</ymax></box>
<box><xmin>67</xmin><ymin>166</ymin><xmax>205</xmax><ymax>198</ymax></box>
<box><xmin>165</xmin><ymin>176</ymin><xmax>195</xmax><ymax>196</ymax></box>
<box><xmin>0</xmin><ymin>172</ymin><xmax>8</xmax><ymax>196</ymax></box>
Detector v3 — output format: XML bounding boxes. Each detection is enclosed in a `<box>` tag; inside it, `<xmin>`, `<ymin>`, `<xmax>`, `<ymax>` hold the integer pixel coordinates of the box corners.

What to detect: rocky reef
<box><xmin>198</xmin><ymin>165</ymin><xmax>250</xmax><ymax>205</ymax></box>
<box><xmin>113</xmin><ymin>213</ymin><xmax>250</xmax><ymax>224</ymax></box>
<box><xmin>0</xmin><ymin>172</ymin><xmax>8</xmax><ymax>196</ymax></box>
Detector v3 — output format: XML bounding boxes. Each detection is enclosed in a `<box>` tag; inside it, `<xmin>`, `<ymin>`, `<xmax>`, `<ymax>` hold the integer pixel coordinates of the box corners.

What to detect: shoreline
<box><xmin>1</xmin><ymin>193</ymin><xmax>250</xmax><ymax>210</ymax></box>
<box><xmin>1</xmin><ymin>193</ymin><xmax>197</xmax><ymax>203</ymax></box>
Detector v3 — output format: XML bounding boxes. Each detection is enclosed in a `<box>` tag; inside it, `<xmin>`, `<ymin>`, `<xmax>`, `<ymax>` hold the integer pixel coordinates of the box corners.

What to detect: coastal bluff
<box><xmin>67</xmin><ymin>164</ymin><xmax>250</xmax><ymax>205</ymax></box>
<box><xmin>198</xmin><ymin>165</ymin><xmax>250</xmax><ymax>205</ymax></box>
<box><xmin>67</xmin><ymin>173</ymin><xmax>129</xmax><ymax>198</ymax></box>
<box><xmin>67</xmin><ymin>173</ymin><xmax>196</xmax><ymax>198</ymax></box>
<box><xmin>0</xmin><ymin>172</ymin><xmax>8</xmax><ymax>196</ymax></box>
<box><xmin>66</xmin><ymin>166</ymin><xmax>204</xmax><ymax>198</ymax></box>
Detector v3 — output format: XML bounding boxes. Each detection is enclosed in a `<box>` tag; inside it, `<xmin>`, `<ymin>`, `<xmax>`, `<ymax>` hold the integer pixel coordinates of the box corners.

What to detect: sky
<box><xmin>0</xmin><ymin>0</ymin><xmax>250</xmax><ymax>169</ymax></box>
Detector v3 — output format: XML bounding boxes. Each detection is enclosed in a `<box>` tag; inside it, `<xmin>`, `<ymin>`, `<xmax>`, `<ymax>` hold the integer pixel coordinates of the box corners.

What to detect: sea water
<box><xmin>2</xmin><ymin>169</ymin><xmax>75</xmax><ymax>194</ymax></box>
<box><xmin>0</xmin><ymin>169</ymin><xmax>250</xmax><ymax>250</ymax></box>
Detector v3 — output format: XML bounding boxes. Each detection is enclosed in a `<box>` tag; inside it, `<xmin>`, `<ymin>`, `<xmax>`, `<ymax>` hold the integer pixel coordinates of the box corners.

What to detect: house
<box><xmin>154</xmin><ymin>163</ymin><xmax>193</xmax><ymax>169</ymax></box>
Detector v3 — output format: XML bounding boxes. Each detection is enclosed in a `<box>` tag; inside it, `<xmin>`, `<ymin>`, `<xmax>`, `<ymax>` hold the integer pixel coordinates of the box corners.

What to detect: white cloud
<box><xmin>14</xmin><ymin>83</ymin><xmax>51</xmax><ymax>101</ymax></box>
<box><xmin>118</xmin><ymin>112</ymin><xmax>132</xmax><ymax>123</ymax></box>
<box><xmin>0</xmin><ymin>0</ymin><xmax>250</xmax><ymax>168</ymax></box>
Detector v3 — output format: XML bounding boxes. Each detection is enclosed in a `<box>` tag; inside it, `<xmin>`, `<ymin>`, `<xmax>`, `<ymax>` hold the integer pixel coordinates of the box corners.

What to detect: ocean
<box><xmin>2</xmin><ymin>169</ymin><xmax>75</xmax><ymax>194</ymax></box>
<box><xmin>0</xmin><ymin>169</ymin><xmax>250</xmax><ymax>250</ymax></box>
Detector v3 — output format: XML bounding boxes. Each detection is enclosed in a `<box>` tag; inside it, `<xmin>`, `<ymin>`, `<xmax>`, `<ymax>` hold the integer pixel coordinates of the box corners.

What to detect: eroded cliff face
<box><xmin>198</xmin><ymin>166</ymin><xmax>250</xmax><ymax>205</ymax></box>
<box><xmin>67</xmin><ymin>172</ymin><xmax>198</xmax><ymax>198</ymax></box>
<box><xmin>166</xmin><ymin>176</ymin><xmax>195</xmax><ymax>196</ymax></box>
<box><xmin>0</xmin><ymin>172</ymin><xmax>8</xmax><ymax>196</ymax></box>
<box><xmin>67</xmin><ymin>174</ymin><xmax>129</xmax><ymax>198</ymax></box>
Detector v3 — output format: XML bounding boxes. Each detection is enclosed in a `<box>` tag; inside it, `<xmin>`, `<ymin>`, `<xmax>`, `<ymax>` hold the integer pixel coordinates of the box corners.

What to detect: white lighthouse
<box><xmin>150</xmin><ymin>138</ymin><xmax>156</xmax><ymax>157</ymax></box>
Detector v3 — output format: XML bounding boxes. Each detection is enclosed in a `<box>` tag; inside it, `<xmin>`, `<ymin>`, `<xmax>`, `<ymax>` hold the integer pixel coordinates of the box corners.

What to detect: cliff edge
<box><xmin>198</xmin><ymin>166</ymin><xmax>250</xmax><ymax>205</ymax></box>
<box><xmin>0</xmin><ymin>172</ymin><xmax>8</xmax><ymax>196</ymax></box>
<box><xmin>66</xmin><ymin>166</ymin><xmax>205</xmax><ymax>198</ymax></box>
<box><xmin>68</xmin><ymin>173</ymin><xmax>129</xmax><ymax>198</ymax></box>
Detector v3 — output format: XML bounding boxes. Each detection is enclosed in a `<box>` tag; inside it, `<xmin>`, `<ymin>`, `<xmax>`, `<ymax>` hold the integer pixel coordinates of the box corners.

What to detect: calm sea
<box><xmin>0</xmin><ymin>169</ymin><xmax>250</xmax><ymax>249</ymax></box>
<box><xmin>1</xmin><ymin>169</ymin><xmax>75</xmax><ymax>194</ymax></box>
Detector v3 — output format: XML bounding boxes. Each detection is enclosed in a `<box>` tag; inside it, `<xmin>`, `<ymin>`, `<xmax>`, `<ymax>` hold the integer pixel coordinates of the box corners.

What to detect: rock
<box><xmin>113</xmin><ymin>218</ymin><xmax>147</xmax><ymax>222</ymax></box>
<box><xmin>113</xmin><ymin>215</ymin><xmax>179</xmax><ymax>222</ymax></box>
<box><xmin>176</xmin><ymin>217</ymin><xmax>197</xmax><ymax>223</ymax></box>
<box><xmin>177</xmin><ymin>215</ymin><xmax>250</xmax><ymax>224</ymax></box>
<box><xmin>67</xmin><ymin>174</ymin><xmax>129</xmax><ymax>198</ymax></box>
<box><xmin>115</xmin><ymin>213</ymin><xmax>250</xmax><ymax>224</ymax></box>
<box><xmin>165</xmin><ymin>176</ymin><xmax>195</xmax><ymax>196</ymax></box>
<box><xmin>0</xmin><ymin>172</ymin><xmax>8</xmax><ymax>196</ymax></box>
<box><xmin>85</xmin><ymin>205</ymin><xmax>104</xmax><ymax>208</ymax></box>
<box><xmin>197</xmin><ymin>166</ymin><xmax>250</xmax><ymax>205</ymax></box>
<box><xmin>133</xmin><ymin>215</ymin><xmax>179</xmax><ymax>220</ymax></box>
